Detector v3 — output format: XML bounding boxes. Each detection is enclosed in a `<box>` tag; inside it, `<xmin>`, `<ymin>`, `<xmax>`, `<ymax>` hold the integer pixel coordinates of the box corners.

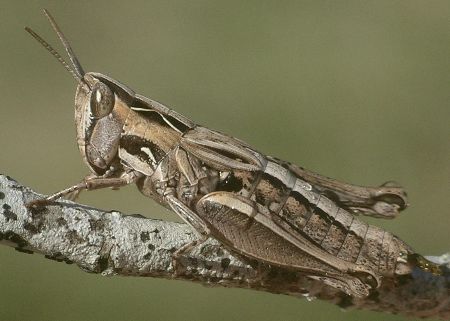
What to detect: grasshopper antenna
<box><xmin>42</xmin><ymin>9</ymin><xmax>85</xmax><ymax>78</ymax></box>
<box><xmin>25</xmin><ymin>9</ymin><xmax>85</xmax><ymax>85</ymax></box>
<box><xmin>25</xmin><ymin>27</ymin><xmax>84</xmax><ymax>85</ymax></box>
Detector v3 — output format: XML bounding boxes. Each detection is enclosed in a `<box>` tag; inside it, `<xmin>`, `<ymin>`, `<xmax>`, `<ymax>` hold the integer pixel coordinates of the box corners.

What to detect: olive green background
<box><xmin>1</xmin><ymin>1</ymin><xmax>449</xmax><ymax>320</ymax></box>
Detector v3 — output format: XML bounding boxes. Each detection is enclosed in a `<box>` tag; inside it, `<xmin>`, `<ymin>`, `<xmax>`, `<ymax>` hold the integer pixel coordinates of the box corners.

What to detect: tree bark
<box><xmin>0</xmin><ymin>174</ymin><xmax>448</xmax><ymax>320</ymax></box>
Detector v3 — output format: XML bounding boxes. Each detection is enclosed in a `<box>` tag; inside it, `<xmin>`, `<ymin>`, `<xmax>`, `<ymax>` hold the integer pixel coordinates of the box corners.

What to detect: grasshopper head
<box><xmin>73</xmin><ymin>73</ymin><xmax>133</xmax><ymax>175</ymax></box>
<box><xmin>26</xmin><ymin>10</ymin><xmax>134</xmax><ymax>175</ymax></box>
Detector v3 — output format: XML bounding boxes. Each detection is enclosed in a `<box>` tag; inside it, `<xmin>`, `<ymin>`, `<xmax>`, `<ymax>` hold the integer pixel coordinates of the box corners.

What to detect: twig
<box><xmin>0</xmin><ymin>174</ymin><xmax>448</xmax><ymax>319</ymax></box>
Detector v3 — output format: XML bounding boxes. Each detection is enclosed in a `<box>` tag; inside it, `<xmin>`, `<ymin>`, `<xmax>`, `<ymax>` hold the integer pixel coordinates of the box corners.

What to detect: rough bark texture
<box><xmin>0</xmin><ymin>174</ymin><xmax>448</xmax><ymax>319</ymax></box>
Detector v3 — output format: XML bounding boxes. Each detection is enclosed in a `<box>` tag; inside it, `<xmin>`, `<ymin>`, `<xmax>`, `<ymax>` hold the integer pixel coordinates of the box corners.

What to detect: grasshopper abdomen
<box><xmin>209</xmin><ymin>157</ymin><xmax>414</xmax><ymax>294</ymax></box>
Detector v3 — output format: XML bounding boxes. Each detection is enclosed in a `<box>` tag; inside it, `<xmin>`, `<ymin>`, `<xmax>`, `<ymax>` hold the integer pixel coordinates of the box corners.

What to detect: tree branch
<box><xmin>0</xmin><ymin>174</ymin><xmax>448</xmax><ymax>319</ymax></box>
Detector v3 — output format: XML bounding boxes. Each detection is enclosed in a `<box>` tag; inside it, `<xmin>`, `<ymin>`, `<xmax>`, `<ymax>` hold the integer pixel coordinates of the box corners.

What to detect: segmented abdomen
<box><xmin>216</xmin><ymin>156</ymin><xmax>409</xmax><ymax>276</ymax></box>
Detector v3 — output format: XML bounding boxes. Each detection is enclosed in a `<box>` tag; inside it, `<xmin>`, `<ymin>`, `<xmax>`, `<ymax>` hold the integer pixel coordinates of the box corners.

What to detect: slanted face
<box><xmin>74</xmin><ymin>73</ymin><xmax>129</xmax><ymax>175</ymax></box>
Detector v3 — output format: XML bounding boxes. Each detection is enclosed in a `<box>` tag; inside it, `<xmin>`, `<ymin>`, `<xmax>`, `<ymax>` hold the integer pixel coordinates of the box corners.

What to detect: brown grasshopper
<box><xmin>26</xmin><ymin>10</ymin><xmax>420</xmax><ymax>297</ymax></box>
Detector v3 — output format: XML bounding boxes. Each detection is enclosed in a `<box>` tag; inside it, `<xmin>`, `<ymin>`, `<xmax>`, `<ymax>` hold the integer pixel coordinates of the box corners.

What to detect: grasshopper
<box><xmin>26</xmin><ymin>10</ymin><xmax>418</xmax><ymax>298</ymax></box>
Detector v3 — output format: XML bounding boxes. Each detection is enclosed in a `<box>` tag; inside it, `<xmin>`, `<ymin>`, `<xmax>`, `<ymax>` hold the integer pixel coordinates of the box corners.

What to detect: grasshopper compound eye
<box><xmin>90</xmin><ymin>82</ymin><xmax>115</xmax><ymax>119</ymax></box>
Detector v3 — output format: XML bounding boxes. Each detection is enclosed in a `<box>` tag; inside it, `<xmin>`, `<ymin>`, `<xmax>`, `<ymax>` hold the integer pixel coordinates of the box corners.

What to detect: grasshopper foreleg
<box><xmin>26</xmin><ymin>171</ymin><xmax>142</xmax><ymax>208</ymax></box>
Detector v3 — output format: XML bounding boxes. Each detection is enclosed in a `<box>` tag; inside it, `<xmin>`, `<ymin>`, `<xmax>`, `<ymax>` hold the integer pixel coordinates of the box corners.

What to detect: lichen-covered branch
<box><xmin>0</xmin><ymin>174</ymin><xmax>448</xmax><ymax>320</ymax></box>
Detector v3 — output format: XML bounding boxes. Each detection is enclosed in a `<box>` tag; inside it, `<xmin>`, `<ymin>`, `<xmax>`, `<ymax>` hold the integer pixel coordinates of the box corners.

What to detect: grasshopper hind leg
<box><xmin>195</xmin><ymin>191</ymin><xmax>377</xmax><ymax>297</ymax></box>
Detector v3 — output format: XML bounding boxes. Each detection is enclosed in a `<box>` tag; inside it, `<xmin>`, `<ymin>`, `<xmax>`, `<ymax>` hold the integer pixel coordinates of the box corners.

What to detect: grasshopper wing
<box><xmin>273</xmin><ymin>157</ymin><xmax>408</xmax><ymax>219</ymax></box>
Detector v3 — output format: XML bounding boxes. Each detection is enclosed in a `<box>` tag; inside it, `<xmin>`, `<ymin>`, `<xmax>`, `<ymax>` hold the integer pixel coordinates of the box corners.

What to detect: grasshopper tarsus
<box><xmin>25</xmin><ymin>198</ymin><xmax>58</xmax><ymax>210</ymax></box>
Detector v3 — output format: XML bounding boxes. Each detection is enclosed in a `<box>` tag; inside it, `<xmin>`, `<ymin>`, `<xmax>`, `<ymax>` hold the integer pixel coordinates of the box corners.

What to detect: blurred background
<box><xmin>1</xmin><ymin>1</ymin><xmax>449</xmax><ymax>320</ymax></box>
